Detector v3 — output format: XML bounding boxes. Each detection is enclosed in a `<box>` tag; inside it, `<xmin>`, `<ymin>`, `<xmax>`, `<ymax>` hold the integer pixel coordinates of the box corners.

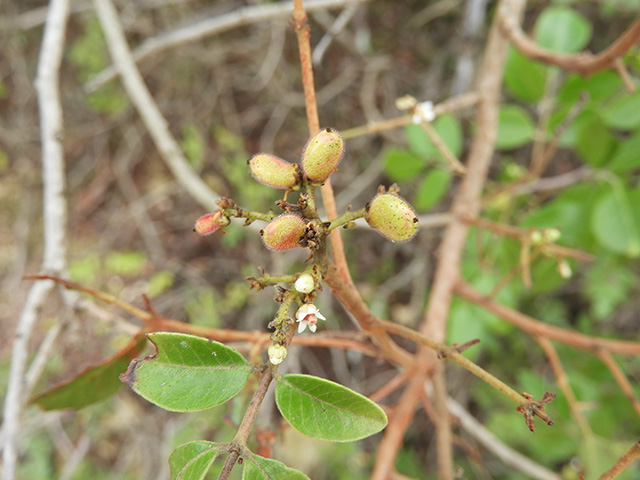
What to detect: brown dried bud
<box><xmin>261</xmin><ymin>214</ymin><xmax>307</xmax><ymax>251</ymax></box>
<box><xmin>365</xmin><ymin>193</ymin><xmax>418</xmax><ymax>242</ymax></box>
<box><xmin>248</xmin><ymin>153</ymin><xmax>300</xmax><ymax>190</ymax></box>
<box><xmin>301</xmin><ymin>128</ymin><xmax>344</xmax><ymax>183</ymax></box>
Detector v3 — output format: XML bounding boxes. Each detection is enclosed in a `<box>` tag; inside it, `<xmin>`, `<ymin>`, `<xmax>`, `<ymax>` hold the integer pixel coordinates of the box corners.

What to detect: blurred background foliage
<box><xmin>1</xmin><ymin>0</ymin><xmax>640</xmax><ymax>478</ymax></box>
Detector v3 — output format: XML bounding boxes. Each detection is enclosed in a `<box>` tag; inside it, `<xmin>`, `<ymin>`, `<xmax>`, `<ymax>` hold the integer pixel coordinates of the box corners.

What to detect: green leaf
<box><xmin>275</xmin><ymin>374</ymin><xmax>387</xmax><ymax>442</ymax></box>
<box><xmin>504</xmin><ymin>48</ymin><xmax>547</xmax><ymax>102</ymax></box>
<box><xmin>584</xmin><ymin>259</ymin><xmax>637</xmax><ymax>320</ymax></box>
<box><xmin>575</xmin><ymin>112</ymin><xmax>615</xmax><ymax>166</ymax></box>
<box><xmin>121</xmin><ymin>332</ymin><xmax>251</xmax><ymax>412</ymax></box>
<box><xmin>105</xmin><ymin>250</ymin><xmax>147</xmax><ymax>276</ymax></box>
<box><xmin>243</xmin><ymin>454</ymin><xmax>310</xmax><ymax>480</ymax></box>
<box><xmin>382</xmin><ymin>149</ymin><xmax>424</xmax><ymax>182</ymax></box>
<box><xmin>591</xmin><ymin>189</ymin><xmax>640</xmax><ymax>257</ymax></box>
<box><xmin>601</xmin><ymin>91</ymin><xmax>640</xmax><ymax>131</ymax></box>
<box><xmin>609</xmin><ymin>133</ymin><xmax>640</xmax><ymax>173</ymax></box>
<box><xmin>181</xmin><ymin>124</ymin><xmax>205</xmax><ymax>171</ymax></box>
<box><xmin>414</xmin><ymin>169</ymin><xmax>451</xmax><ymax>211</ymax></box>
<box><xmin>31</xmin><ymin>336</ymin><xmax>147</xmax><ymax>410</ymax></box>
<box><xmin>534</xmin><ymin>7</ymin><xmax>591</xmax><ymax>54</ymax></box>
<box><xmin>169</xmin><ymin>441</ymin><xmax>222</xmax><ymax>480</ymax></box>
<box><xmin>497</xmin><ymin>105</ymin><xmax>535</xmax><ymax>149</ymax></box>
<box><xmin>405</xmin><ymin>115</ymin><xmax>463</xmax><ymax>160</ymax></box>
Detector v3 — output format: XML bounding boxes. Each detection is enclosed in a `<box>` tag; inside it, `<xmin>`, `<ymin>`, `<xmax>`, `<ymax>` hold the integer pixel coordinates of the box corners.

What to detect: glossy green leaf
<box><xmin>591</xmin><ymin>189</ymin><xmax>640</xmax><ymax>257</ymax></box>
<box><xmin>121</xmin><ymin>332</ymin><xmax>251</xmax><ymax>412</ymax></box>
<box><xmin>32</xmin><ymin>336</ymin><xmax>147</xmax><ymax>410</ymax></box>
<box><xmin>414</xmin><ymin>169</ymin><xmax>451</xmax><ymax>211</ymax></box>
<box><xmin>243</xmin><ymin>454</ymin><xmax>310</xmax><ymax>480</ymax></box>
<box><xmin>534</xmin><ymin>7</ymin><xmax>591</xmax><ymax>54</ymax></box>
<box><xmin>602</xmin><ymin>91</ymin><xmax>640</xmax><ymax>131</ymax></box>
<box><xmin>575</xmin><ymin>112</ymin><xmax>615</xmax><ymax>166</ymax></box>
<box><xmin>169</xmin><ymin>441</ymin><xmax>222</xmax><ymax>480</ymax></box>
<box><xmin>504</xmin><ymin>48</ymin><xmax>547</xmax><ymax>102</ymax></box>
<box><xmin>497</xmin><ymin>105</ymin><xmax>535</xmax><ymax>149</ymax></box>
<box><xmin>383</xmin><ymin>149</ymin><xmax>424</xmax><ymax>181</ymax></box>
<box><xmin>275</xmin><ymin>374</ymin><xmax>387</xmax><ymax>442</ymax></box>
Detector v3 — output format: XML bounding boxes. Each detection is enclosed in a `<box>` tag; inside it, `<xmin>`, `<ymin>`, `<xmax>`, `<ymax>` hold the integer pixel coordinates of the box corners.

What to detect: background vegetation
<box><xmin>1</xmin><ymin>0</ymin><xmax>640</xmax><ymax>479</ymax></box>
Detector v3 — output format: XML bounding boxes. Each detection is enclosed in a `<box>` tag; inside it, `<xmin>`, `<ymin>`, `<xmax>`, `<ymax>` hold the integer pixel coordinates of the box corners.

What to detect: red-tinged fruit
<box><xmin>248</xmin><ymin>153</ymin><xmax>300</xmax><ymax>190</ymax></box>
<box><xmin>365</xmin><ymin>193</ymin><xmax>418</xmax><ymax>242</ymax></box>
<box><xmin>301</xmin><ymin>127</ymin><xmax>344</xmax><ymax>183</ymax></box>
<box><xmin>261</xmin><ymin>214</ymin><xmax>307</xmax><ymax>251</ymax></box>
<box><xmin>194</xmin><ymin>211</ymin><xmax>228</xmax><ymax>235</ymax></box>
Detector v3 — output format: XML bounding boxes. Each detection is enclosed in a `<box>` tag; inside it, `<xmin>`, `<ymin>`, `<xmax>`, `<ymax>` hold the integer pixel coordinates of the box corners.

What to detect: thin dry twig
<box><xmin>597</xmin><ymin>439</ymin><xmax>640</xmax><ymax>480</ymax></box>
<box><xmin>86</xmin><ymin>0</ymin><xmax>369</xmax><ymax>92</ymax></box>
<box><xmin>597</xmin><ymin>350</ymin><xmax>640</xmax><ymax>419</ymax></box>
<box><xmin>92</xmin><ymin>0</ymin><xmax>221</xmax><ymax>211</ymax></box>
<box><xmin>456</xmin><ymin>281</ymin><xmax>640</xmax><ymax>356</ymax></box>
<box><xmin>500</xmin><ymin>10</ymin><xmax>640</xmax><ymax>76</ymax></box>
<box><xmin>2</xmin><ymin>1</ymin><xmax>71</xmax><ymax>478</ymax></box>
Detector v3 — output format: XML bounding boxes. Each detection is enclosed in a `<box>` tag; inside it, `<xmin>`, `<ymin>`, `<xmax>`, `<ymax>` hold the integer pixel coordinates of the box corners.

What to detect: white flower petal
<box><xmin>309</xmin><ymin>323</ymin><xmax>317</xmax><ymax>333</ymax></box>
<box><xmin>297</xmin><ymin>320</ymin><xmax>308</xmax><ymax>333</ymax></box>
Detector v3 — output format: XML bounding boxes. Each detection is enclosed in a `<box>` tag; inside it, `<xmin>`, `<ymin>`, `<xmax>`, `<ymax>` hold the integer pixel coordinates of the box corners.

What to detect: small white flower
<box><xmin>295</xmin><ymin>303</ymin><xmax>326</xmax><ymax>333</ymax></box>
<box><xmin>294</xmin><ymin>274</ymin><xmax>315</xmax><ymax>294</ymax></box>
<box><xmin>268</xmin><ymin>344</ymin><xmax>287</xmax><ymax>365</ymax></box>
<box><xmin>411</xmin><ymin>101</ymin><xmax>435</xmax><ymax>124</ymax></box>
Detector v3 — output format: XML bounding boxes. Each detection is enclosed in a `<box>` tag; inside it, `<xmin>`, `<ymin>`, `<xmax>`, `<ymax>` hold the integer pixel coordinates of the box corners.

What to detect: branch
<box><xmin>86</xmin><ymin>0</ymin><xmax>369</xmax><ymax>92</ymax></box>
<box><xmin>92</xmin><ymin>0</ymin><xmax>221</xmax><ymax>211</ymax></box>
<box><xmin>456</xmin><ymin>281</ymin><xmax>640</xmax><ymax>356</ymax></box>
<box><xmin>2</xmin><ymin>1</ymin><xmax>70</xmax><ymax>478</ymax></box>
<box><xmin>500</xmin><ymin>9</ymin><xmax>640</xmax><ymax>76</ymax></box>
<box><xmin>597</xmin><ymin>439</ymin><xmax>640</xmax><ymax>480</ymax></box>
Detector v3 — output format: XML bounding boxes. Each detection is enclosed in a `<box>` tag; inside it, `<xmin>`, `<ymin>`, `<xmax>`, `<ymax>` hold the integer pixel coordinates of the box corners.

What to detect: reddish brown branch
<box><xmin>501</xmin><ymin>10</ymin><xmax>640</xmax><ymax>76</ymax></box>
<box><xmin>597</xmin><ymin>350</ymin><xmax>640</xmax><ymax>419</ymax></box>
<box><xmin>456</xmin><ymin>281</ymin><xmax>640</xmax><ymax>356</ymax></box>
<box><xmin>597</xmin><ymin>439</ymin><xmax>640</xmax><ymax>480</ymax></box>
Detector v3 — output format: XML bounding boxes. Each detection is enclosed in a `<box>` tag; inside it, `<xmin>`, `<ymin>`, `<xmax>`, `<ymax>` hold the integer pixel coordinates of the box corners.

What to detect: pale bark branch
<box><xmin>92</xmin><ymin>0</ymin><xmax>221</xmax><ymax>211</ymax></box>
<box><xmin>1</xmin><ymin>1</ymin><xmax>70</xmax><ymax>477</ymax></box>
<box><xmin>86</xmin><ymin>0</ymin><xmax>369</xmax><ymax>92</ymax></box>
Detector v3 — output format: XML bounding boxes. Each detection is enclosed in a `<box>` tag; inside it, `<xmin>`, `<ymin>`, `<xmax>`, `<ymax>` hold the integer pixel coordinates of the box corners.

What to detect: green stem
<box><xmin>327</xmin><ymin>207</ymin><xmax>366</xmax><ymax>232</ymax></box>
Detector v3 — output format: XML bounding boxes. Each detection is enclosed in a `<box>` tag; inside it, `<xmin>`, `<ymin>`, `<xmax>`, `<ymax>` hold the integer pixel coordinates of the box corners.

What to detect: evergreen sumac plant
<box><xmin>119</xmin><ymin>128</ymin><xmax>418</xmax><ymax>479</ymax></box>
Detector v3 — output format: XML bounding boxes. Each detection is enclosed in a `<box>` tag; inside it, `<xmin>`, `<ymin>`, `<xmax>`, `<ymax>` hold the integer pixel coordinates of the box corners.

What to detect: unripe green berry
<box><xmin>365</xmin><ymin>193</ymin><xmax>418</xmax><ymax>242</ymax></box>
<box><xmin>248</xmin><ymin>153</ymin><xmax>300</xmax><ymax>190</ymax></box>
<box><xmin>261</xmin><ymin>214</ymin><xmax>307</xmax><ymax>251</ymax></box>
<box><xmin>301</xmin><ymin>128</ymin><xmax>344</xmax><ymax>183</ymax></box>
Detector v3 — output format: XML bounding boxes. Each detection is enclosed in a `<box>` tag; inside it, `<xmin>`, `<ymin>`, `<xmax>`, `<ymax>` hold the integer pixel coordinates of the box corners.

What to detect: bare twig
<box><xmin>597</xmin><ymin>439</ymin><xmax>640</xmax><ymax>480</ymax></box>
<box><xmin>456</xmin><ymin>281</ymin><xmax>640</xmax><ymax>356</ymax></box>
<box><xmin>92</xmin><ymin>0</ymin><xmax>221</xmax><ymax>211</ymax></box>
<box><xmin>501</xmin><ymin>10</ymin><xmax>640</xmax><ymax>76</ymax></box>
<box><xmin>444</xmin><ymin>395</ymin><xmax>562</xmax><ymax>480</ymax></box>
<box><xmin>312</xmin><ymin>3</ymin><xmax>359</xmax><ymax>65</ymax></box>
<box><xmin>2</xmin><ymin>1</ymin><xmax>70</xmax><ymax>478</ymax></box>
<box><xmin>86</xmin><ymin>0</ymin><xmax>369</xmax><ymax>92</ymax></box>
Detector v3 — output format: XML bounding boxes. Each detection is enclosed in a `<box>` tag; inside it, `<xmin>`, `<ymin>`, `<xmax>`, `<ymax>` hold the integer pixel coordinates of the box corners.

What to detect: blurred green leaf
<box><xmin>414</xmin><ymin>169</ymin><xmax>451</xmax><ymax>211</ymax></box>
<box><xmin>602</xmin><ymin>91</ymin><xmax>640</xmax><ymax>131</ymax></box>
<box><xmin>243</xmin><ymin>454</ymin><xmax>310</xmax><ymax>480</ymax></box>
<box><xmin>405</xmin><ymin>115</ymin><xmax>463</xmax><ymax>160</ymax></box>
<box><xmin>32</xmin><ymin>336</ymin><xmax>147</xmax><ymax>410</ymax></box>
<box><xmin>105</xmin><ymin>250</ymin><xmax>147</xmax><ymax>277</ymax></box>
<box><xmin>497</xmin><ymin>105</ymin><xmax>535</xmax><ymax>149</ymax></box>
<box><xmin>609</xmin><ymin>133</ymin><xmax>640</xmax><ymax>174</ymax></box>
<box><xmin>275</xmin><ymin>374</ymin><xmax>387</xmax><ymax>442</ymax></box>
<box><xmin>584</xmin><ymin>259</ymin><xmax>637</xmax><ymax>320</ymax></box>
<box><xmin>147</xmin><ymin>270</ymin><xmax>175</xmax><ymax>298</ymax></box>
<box><xmin>504</xmin><ymin>48</ymin><xmax>547</xmax><ymax>102</ymax></box>
<box><xmin>591</xmin><ymin>188</ymin><xmax>640</xmax><ymax>257</ymax></box>
<box><xmin>534</xmin><ymin>7</ymin><xmax>592</xmax><ymax>54</ymax></box>
<box><xmin>169</xmin><ymin>441</ymin><xmax>222</xmax><ymax>480</ymax></box>
<box><xmin>181</xmin><ymin>124</ymin><xmax>205</xmax><ymax>171</ymax></box>
<box><xmin>383</xmin><ymin>149</ymin><xmax>424</xmax><ymax>182</ymax></box>
<box><xmin>575</xmin><ymin>111</ymin><xmax>615</xmax><ymax>166</ymax></box>
<box><xmin>122</xmin><ymin>333</ymin><xmax>251</xmax><ymax>412</ymax></box>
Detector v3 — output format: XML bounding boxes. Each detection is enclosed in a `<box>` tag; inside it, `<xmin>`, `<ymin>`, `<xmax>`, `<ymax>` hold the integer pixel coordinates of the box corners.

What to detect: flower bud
<box><xmin>365</xmin><ymin>193</ymin><xmax>418</xmax><ymax>242</ymax></box>
<box><xmin>543</xmin><ymin>228</ymin><xmax>561</xmax><ymax>243</ymax></box>
<box><xmin>261</xmin><ymin>214</ymin><xmax>307</xmax><ymax>251</ymax></box>
<box><xmin>248</xmin><ymin>153</ymin><xmax>300</xmax><ymax>190</ymax></box>
<box><xmin>194</xmin><ymin>211</ymin><xmax>228</xmax><ymax>235</ymax></box>
<box><xmin>301</xmin><ymin>128</ymin><xmax>344</xmax><ymax>183</ymax></box>
<box><xmin>268</xmin><ymin>344</ymin><xmax>287</xmax><ymax>365</ymax></box>
<box><xmin>294</xmin><ymin>273</ymin><xmax>315</xmax><ymax>294</ymax></box>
